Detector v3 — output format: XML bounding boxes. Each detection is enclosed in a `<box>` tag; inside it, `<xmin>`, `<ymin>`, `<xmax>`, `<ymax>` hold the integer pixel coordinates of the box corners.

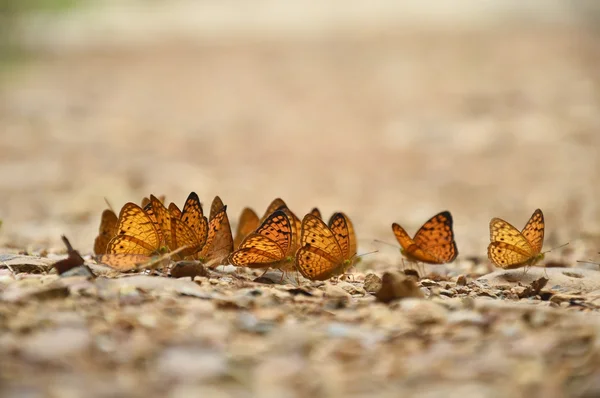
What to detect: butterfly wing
<box><xmin>99</xmin><ymin>203</ymin><xmax>160</xmax><ymax>270</ymax></box>
<box><xmin>229</xmin><ymin>234</ymin><xmax>285</xmax><ymax>268</ymax></box>
<box><xmin>310</xmin><ymin>208</ymin><xmax>322</xmax><ymax>219</ymax></box>
<box><xmin>392</xmin><ymin>223</ymin><xmax>415</xmax><ymax>251</ymax></box>
<box><xmin>276</xmin><ymin>205</ymin><xmax>302</xmax><ymax>255</ymax></box>
<box><xmin>171</xmin><ymin>217</ymin><xmax>204</xmax><ymax>259</ymax></box>
<box><xmin>296</xmin><ymin>214</ymin><xmax>344</xmax><ymax>280</ymax></box>
<box><xmin>234</xmin><ymin>207</ymin><xmax>260</xmax><ymax>249</ymax></box>
<box><xmin>328</xmin><ymin>212</ymin><xmax>357</xmax><ymax>260</ymax></box>
<box><xmin>229</xmin><ymin>210</ymin><xmax>291</xmax><ymax>268</ymax></box>
<box><xmin>180</xmin><ymin>192</ymin><xmax>209</xmax><ymax>248</ymax></box>
<box><xmin>149</xmin><ymin>195</ymin><xmax>172</xmax><ymax>248</ymax></box>
<box><xmin>488</xmin><ymin>216</ymin><xmax>535</xmax><ymax>268</ymax></box>
<box><xmin>168</xmin><ymin>203</ymin><xmax>182</xmax><ymax>219</ymax></box>
<box><xmin>259</xmin><ymin>198</ymin><xmax>287</xmax><ymax>223</ymax></box>
<box><xmin>209</xmin><ymin>196</ymin><xmax>225</xmax><ymax>220</ymax></box>
<box><xmin>411</xmin><ymin>211</ymin><xmax>458</xmax><ymax>263</ymax></box>
<box><xmin>254</xmin><ymin>210</ymin><xmax>292</xmax><ymax>256</ymax></box>
<box><xmin>93</xmin><ymin>209</ymin><xmax>118</xmax><ymax>255</ymax></box>
<box><xmin>521</xmin><ymin>209</ymin><xmax>544</xmax><ymax>255</ymax></box>
<box><xmin>199</xmin><ymin>205</ymin><xmax>234</xmax><ymax>266</ymax></box>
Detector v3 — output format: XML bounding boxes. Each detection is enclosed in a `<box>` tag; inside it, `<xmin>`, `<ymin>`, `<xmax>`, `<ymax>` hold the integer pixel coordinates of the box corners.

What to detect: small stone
<box><xmin>323</xmin><ymin>284</ymin><xmax>351</xmax><ymax>298</ymax></box>
<box><xmin>420</xmin><ymin>279</ymin><xmax>439</xmax><ymax>287</ymax></box>
<box><xmin>337</xmin><ymin>281</ymin><xmax>365</xmax><ymax>295</ymax></box>
<box><xmin>363</xmin><ymin>273</ymin><xmax>382</xmax><ymax>294</ymax></box>
<box><xmin>375</xmin><ymin>272</ymin><xmax>424</xmax><ymax>303</ymax></box>
<box><xmin>398</xmin><ymin>298</ymin><xmax>448</xmax><ymax>324</ymax></box>
<box><xmin>456</xmin><ymin>274</ymin><xmax>467</xmax><ymax>286</ymax></box>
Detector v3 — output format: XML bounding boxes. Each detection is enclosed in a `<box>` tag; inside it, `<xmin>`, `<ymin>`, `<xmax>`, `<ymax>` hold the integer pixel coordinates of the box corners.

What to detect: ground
<box><xmin>1</xmin><ymin>3</ymin><xmax>600</xmax><ymax>397</ymax></box>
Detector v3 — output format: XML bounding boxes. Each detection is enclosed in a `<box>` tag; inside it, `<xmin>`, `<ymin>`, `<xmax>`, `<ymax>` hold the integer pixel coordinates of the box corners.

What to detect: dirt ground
<box><xmin>1</xmin><ymin>4</ymin><xmax>600</xmax><ymax>397</ymax></box>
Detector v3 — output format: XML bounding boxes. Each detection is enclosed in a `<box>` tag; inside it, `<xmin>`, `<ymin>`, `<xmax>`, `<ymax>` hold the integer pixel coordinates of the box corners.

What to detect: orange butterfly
<box><xmin>94</xmin><ymin>195</ymin><xmax>162</xmax><ymax>255</ymax></box>
<box><xmin>143</xmin><ymin>193</ymin><xmax>210</xmax><ymax>260</ymax></box>
<box><xmin>97</xmin><ymin>202</ymin><xmax>168</xmax><ymax>271</ymax></box>
<box><xmin>392</xmin><ymin>211</ymin><xmax>458</xmax><ymax>264</ymax></box>
<box><xmin>229</xmin><ymin>209</ymin><xmax>297</xmax><ymax>271</ymax></box>
<box><xmin>296</xmin><ymin>212</ymin><xmax>357</xmax><ymax>281</ymax></box>
<box><xmin>488</xmin><ymin>209</ymin><xmax>545</xmax><ymax>269</ymax></box>
<box><xmin>232</xmin><ymin>198</ymin><xmax>299</xmax><ymax>249</ymax></box>
<box><xmin>197</xmin><ymin>196</ymin><xmax>234</xmax><ymax>266</ymax></box>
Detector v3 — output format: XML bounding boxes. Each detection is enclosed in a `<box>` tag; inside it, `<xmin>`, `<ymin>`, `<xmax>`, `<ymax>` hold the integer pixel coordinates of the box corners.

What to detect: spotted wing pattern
<box><xmin>296</xmin><ymin>213</ymin><xmax>355</xmax><ymax>281</ymax></box>
<box><xmin>180</xmin><ymin>192</ymin><xmax>208</xmax><ymax>243</ymax></box>
<box><xmin>259</xmin><ymin>198</ymin><xmax>287</xmax><ymax>223</ymax></box>
<box><xmin>98</xmin><ymin>203</ymin><xmax>161</xmax><ymax>271</ymax></box>
<box><xmin>488</xmin><ymin>209</ymin><xmax>545</xmax><ymax>269</ymax></box>
<box><xmin>392</xmin><ymin>211</ymin><xmax>458</xmax><ymax>264</ymax></box>
<box><xmin>229</xmin><ymin>210</ymin><xmax>292</xmax><ymax>269</ymax></box>
<box><xmin>168</xmin><ymin>203</ymin><xmax>182</xmax><ymax>219</ymax></box>
<box><xmin>328</xmin><ymin>212</ymin><xmax>357</xmax><ymax>260</ymax></box>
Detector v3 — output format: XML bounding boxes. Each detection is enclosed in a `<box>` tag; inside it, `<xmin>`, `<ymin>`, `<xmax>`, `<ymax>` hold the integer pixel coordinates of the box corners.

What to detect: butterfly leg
<box><xmin>259</xmin><ymin>268</ymin><xmax>270</xmax><ymax>278</ymax></box>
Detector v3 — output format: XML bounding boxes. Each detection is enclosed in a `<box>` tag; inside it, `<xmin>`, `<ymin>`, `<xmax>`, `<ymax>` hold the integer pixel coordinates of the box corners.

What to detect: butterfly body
<box><xmin>296</xmin><ymin>212</ymin><xmax>357</xmax><ymax>281</ymax></box>
<box><xmin>392</xmin><ymin>211</ymin><xmax>458</xmax><ymax>264</ymax></box>
<box><xmin>487</xmin><ymin>209</ymin><xmax>545</xmax><ymax>269</ymax></box>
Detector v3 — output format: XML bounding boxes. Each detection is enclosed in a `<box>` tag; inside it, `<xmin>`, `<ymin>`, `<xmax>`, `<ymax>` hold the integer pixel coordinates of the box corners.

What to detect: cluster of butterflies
<box><xmin>93</xmin><ymin>192</ymin><xmax>549</xmax><ymax>281</ymax></box>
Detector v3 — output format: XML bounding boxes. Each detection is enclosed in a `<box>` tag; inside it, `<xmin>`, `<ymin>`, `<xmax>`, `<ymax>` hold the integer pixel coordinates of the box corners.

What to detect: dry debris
<box><xmin>2</xmin><ymin>253</ymin><xmax>600</xmax><ymax>398</ymax></box>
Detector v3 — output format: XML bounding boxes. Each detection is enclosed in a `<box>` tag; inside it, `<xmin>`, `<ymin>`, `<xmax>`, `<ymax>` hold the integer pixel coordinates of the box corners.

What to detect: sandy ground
<box><xmin>2</xmin><ymin>4</ymin><xmax>600</xmax><ymax>396</ymax></box>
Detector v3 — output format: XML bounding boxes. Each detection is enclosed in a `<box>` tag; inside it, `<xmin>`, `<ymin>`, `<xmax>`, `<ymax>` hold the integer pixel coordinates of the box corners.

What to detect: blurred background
<box><xmin>1</xmin><ymin>0</ymin><xmax>599</xmax><ymax>262</ymax></box>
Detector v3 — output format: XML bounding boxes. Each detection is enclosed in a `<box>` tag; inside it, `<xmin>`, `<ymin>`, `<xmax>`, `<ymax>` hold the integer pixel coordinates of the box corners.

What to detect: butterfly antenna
<box><xmin>373</xmin><ymin>239</ymin><xmax>398</xmax><ymax>249</ymax></box>
<box><xmin>542</xmin><ymin>242</ymin><xmax>569</xmax><ymax>254</ymax></box>
<box><xmin>356</xmin><ymin>250</ymin><xmax>379</xmax><ymax>258</ymax></box>
<box><xmin>103</xmin><ymin>197</ymin><xmax>116</xmax><ymax>213</ymax></box>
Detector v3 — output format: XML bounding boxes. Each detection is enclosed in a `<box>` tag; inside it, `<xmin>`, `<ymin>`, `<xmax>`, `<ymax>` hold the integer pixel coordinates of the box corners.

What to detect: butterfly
<box><xmin>97</xmin><ymin>202</ymin><xmax>168</xmax><ymax>271</ymax></box>
<box><xmin>391</xmin><ymin>211</ymin><xmax>458</xmax><ymax>264</ymax></box>
<box><xmin>296</xmin><ymin>212</ymin><xmax>357</xmax><ymax>281</ymax></box>
<box><xmin>93</xmin><ymin>209</ymin><xmax>119</xmax><ymax>255</ymax></box>
<box><xmin>197</xmin><ymin>196</ymin><xmax>234</xmax><ymax>266</ymax></box>
<box><xmin>143</xmin><ymin>193</ymin><xmax>210</xmax><ymax>260</ymax></box>
<box><xmin>229</xmin><ymin>209</ymin><xmax>297</xmax><ymax>271</ymax></box>
<box><xmin>232</xmin><ymin>198</ymin><xmax>298</xmax><ymax>249</ymax></box>
<box><xmin>488</xmin><ymin>209</ymin><xmax>545</xmax><ymax>269</ymax></box>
